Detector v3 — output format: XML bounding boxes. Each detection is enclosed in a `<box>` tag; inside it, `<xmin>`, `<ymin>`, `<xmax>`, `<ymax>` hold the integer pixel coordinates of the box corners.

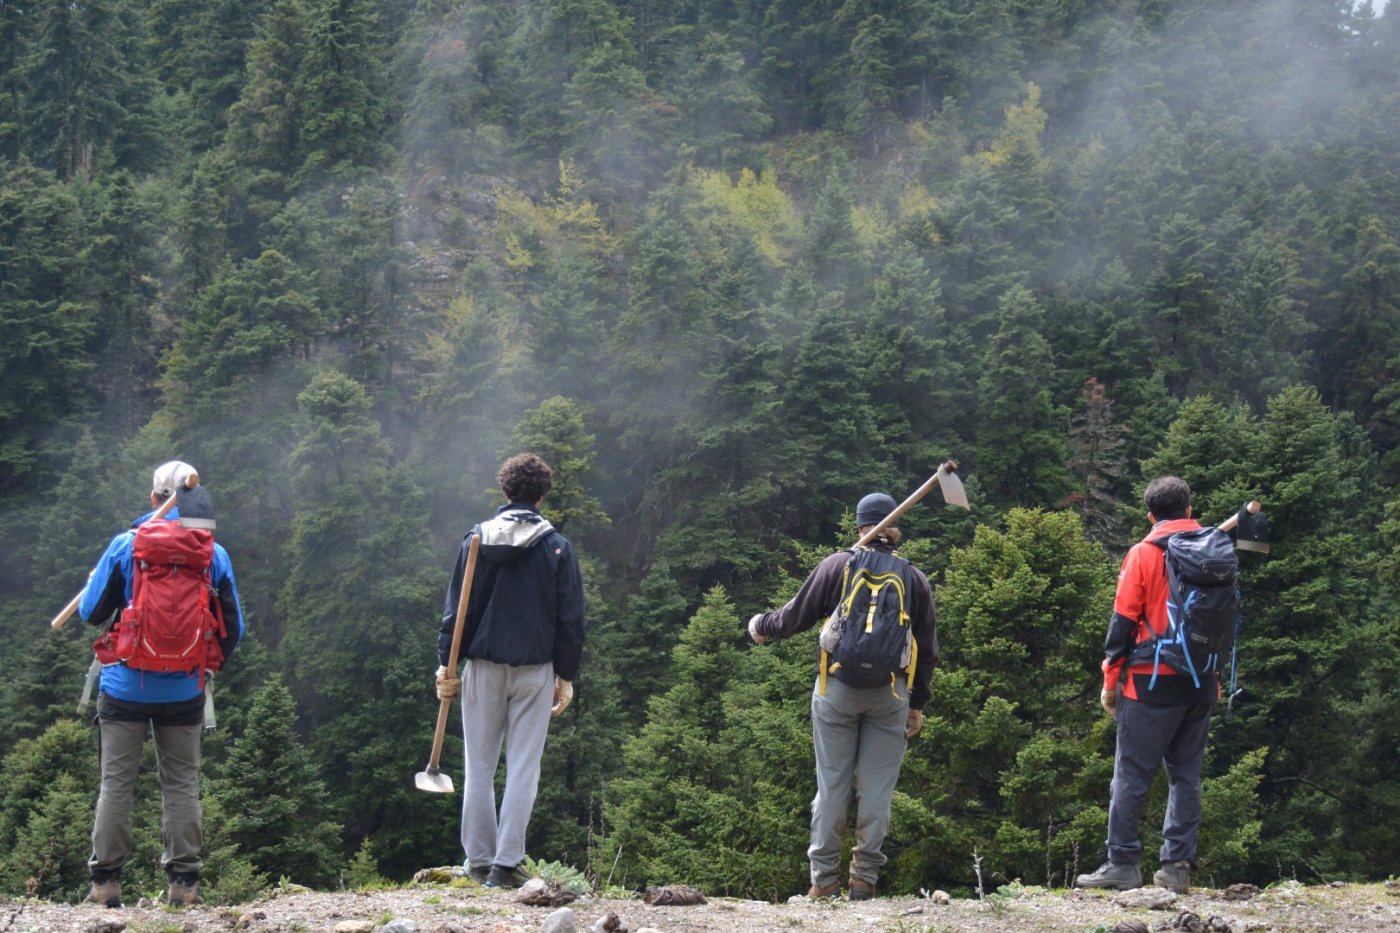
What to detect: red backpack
<box><xmin>94</xmin><ymin>519</ymin><xmax>226</xmax><ymax>685</ymax></box>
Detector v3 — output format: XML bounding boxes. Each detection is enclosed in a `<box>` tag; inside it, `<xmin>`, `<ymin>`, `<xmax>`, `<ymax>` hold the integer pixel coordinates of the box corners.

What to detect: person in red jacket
<box><xmin>1076</xmin><ymin>476</ymin><xmax>1218</xmax><ymax>894</ymax></box>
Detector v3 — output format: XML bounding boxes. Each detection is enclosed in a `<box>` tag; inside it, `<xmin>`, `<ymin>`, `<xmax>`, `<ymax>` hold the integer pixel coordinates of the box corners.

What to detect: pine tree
<box><xmin>276</xmin><ymin>370</ymin><xmax>449</xmax><ymax>876</ymax></box>
<box><xmin>973</xmin><ymin>286</ymin><xmax>1072</xmax><ymax>507</ymax></box>
<box><xmin>210</xmin><ymin>676</ymin><xmax>341</xmax><ymax>886</ymax></box>
<box><xmin>1067</xmin><ymin>377</ymin><xmax>1131</xmax><ymax>553</ymax></box>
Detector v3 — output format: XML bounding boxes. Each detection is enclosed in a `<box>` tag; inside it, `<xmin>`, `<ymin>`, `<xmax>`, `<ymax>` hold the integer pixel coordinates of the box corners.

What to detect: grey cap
<box><xmin>855</xmin><ymin>492</ymin><xmax>897</xmax><ymax>528</ymax></box>
<box><xmin>152</xmin><ymin>461</ymin><xmax>197</xmax><ymax>498</ymax></box>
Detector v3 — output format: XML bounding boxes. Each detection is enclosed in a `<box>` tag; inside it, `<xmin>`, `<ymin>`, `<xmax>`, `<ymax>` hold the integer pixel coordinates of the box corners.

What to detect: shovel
<box><xmin>49</xmin><ymin>471</ymin><xmax>202</xmax><ymax>631</ymax></box>
<box><xmin>416</xmin><ymin>533</ymin><xmax>480</xmax><ymax>794</ymax></box>
<box><xmin>854</xmin><ymin>461</ymin><xmax>969</xmax><ymax>548</ymax></box>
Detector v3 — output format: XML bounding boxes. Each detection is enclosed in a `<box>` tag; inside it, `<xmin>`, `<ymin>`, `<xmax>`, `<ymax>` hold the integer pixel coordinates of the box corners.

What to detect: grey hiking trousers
<box><xmin>1107</xmin><ymin>697</ymin><xmax>1212</xmax><ymax>866</ymax></box>
<box><xmin>460</xmin><ymin>659</ymin><xmax>554</xmax><ymax>871</ymax></box>
<box><xmin>808</xmin><ymin>677</ymin><xmax>909</xmax><ymax>888</ymax></box>
<box><xmin>89</xmin><ymin>695</ymin><xmax>204</xmax><ymax>877</ymax></box>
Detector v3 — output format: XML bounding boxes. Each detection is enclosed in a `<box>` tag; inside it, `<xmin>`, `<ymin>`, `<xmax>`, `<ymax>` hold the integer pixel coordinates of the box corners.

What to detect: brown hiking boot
<box><xmin>848</xmin><ymin>877</ymin><xmax>876</xmax><ymax>901</ymax></box>
<box><xmin>1153</xmin><ymin>860</ymin><xmax>1191</xmax><ymax>893</ymax></box>
<box><xmin>85</xmin><ymin>875</ymin><xmax>122</xmax><ymax>908</ymax></box>
<box><xmin>807</xmin><ymin>880</ymin><xmax>840</xmax><ymax>898</ymax></box>
<box><xmin>167</xmin><ymin>872</ymin><xmax>203</xmax><ymax>907</ymax></box>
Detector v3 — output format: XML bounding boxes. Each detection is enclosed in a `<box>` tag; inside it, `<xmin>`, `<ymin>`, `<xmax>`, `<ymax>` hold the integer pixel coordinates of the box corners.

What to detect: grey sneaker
<box><xmin>167</xmin><ymin>872</ymin><xmax>203</xmax><ymax>907</ymax></box>
<box><xmin>85</xmin><ymin>874</ymin><xmax>122</xmax><ymax>908</ymax></box>
<box><xmin>1153</xmin><ymin>860</ymin><xmax>1191</xmax><ymax>893</ymax></box>
<box><xmin>1075</xmin><ymin>860</ymin><xmax>1143</xmax><ymax>890</ymax></box>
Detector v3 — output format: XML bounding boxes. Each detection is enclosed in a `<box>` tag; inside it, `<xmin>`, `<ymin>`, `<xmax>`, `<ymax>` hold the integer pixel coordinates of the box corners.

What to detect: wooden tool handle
<box><xmin>854</xmin><ymin>462</ymin><xmax>958</xmax><ymax>548</ymax></box>
<box><xmin>1217</xmin><ymin>500</ymin><xmax>1261</xmax><ymax>534</ymax></box>
<box><xmin>427</xmin><ymin>534</ymin><xmax>480</xmax><ymax>772</ymax></box>
<box><xmin>49</xmin><ymin>471</ymin><xmax>200</xmax><ymax>631</ymax></box>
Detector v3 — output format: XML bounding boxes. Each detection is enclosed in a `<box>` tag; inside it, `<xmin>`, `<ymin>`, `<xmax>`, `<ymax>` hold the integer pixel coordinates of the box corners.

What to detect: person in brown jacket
<box><xmin>748</xmin><ymin>492</ymin><xmax>938</xmax><ymax>901</ymax></box>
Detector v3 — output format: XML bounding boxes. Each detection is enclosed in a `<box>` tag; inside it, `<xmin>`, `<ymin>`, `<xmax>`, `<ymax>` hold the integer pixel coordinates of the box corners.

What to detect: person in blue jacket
<box><xmin>78</xmin><ymin>461</ymin><xmax>244</xmax><ymax>909</ymax></box>
<box><xmin>435</xmin><ymin>453</ymin><xmax>587</xmax><ymax>888</ymax></box>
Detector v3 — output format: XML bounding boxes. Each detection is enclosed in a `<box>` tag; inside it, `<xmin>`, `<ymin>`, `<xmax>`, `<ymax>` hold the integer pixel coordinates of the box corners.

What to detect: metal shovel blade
<box><xmin>414</xmin><ymin>766</ymin><xmax>454</xmax><ymax>794</ymax></box>
<box><xmin>938</xmin><ymin>465</ymin><xmax>971</xmax><ymax>510</ymax></box>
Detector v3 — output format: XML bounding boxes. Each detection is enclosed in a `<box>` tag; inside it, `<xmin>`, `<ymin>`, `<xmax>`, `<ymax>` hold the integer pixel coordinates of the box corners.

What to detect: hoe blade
<box><xmin>414</xmin><ymin>767</ymin><xmax>454</xmax><ymax>794</ymax></box>
<box><xmin>938</xmin><ymin>465</ymin><xmax>970</xmax><ymax>510</ymax></box>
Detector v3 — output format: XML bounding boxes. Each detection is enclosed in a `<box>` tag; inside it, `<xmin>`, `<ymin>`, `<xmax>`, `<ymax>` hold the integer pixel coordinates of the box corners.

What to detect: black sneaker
<box><xmin>485</xmin><ymin>863</ymin><xmax>530</xmax><ymax>889</ymax></box>
<box><xmin>466</xmin><ymin>863</ymin><xmax>490</xmax><ymax>884</ymax></box>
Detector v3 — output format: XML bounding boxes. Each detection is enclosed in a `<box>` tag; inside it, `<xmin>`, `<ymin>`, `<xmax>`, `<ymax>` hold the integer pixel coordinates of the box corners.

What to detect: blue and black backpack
<box><xmin>1133</xmin><ymin>526</ymin><xmax>1241</xmax><ymax>691</ymax></box>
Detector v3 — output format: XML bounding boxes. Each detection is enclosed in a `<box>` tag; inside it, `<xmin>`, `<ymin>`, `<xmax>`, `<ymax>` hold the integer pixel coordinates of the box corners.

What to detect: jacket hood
<box><xmin>477</xmin><ymin>507</ymin><xmax>555</xmax><ymax>562</ymax></box>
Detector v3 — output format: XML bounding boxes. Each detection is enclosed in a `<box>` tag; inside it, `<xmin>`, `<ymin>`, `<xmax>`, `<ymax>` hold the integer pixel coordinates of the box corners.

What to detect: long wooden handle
<box><xmin>854</xmin><ymin>462</ymin><xmax>957</xmax><ymax>548</ymax></box>
<box><xmin>427</xmin><ymin>534</ymin><xmax>480</xmax><ymax>771</ymax></box>
<box><xmin>1217</xmin><ymin>500</ymin><xmax>1261</xmax><ymax>534</ymax></box>
<box><xmin>50</xmin><ymin>471</ymin><xmax>200</xmax><ymax>631</ymax></box>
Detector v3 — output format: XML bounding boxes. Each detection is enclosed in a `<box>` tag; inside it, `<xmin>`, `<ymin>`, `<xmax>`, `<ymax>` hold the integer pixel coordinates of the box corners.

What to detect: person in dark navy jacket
<box><xmin>436</xmin><ymin>453</ymin><xmax>586</xmax><ymax>889</ymax></box>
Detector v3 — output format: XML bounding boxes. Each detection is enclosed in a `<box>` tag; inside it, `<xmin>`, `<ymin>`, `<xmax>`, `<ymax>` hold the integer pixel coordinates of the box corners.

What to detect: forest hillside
<box><xmin>1</xmin><ymin>0</ymin><xmax>1398</xmax><ymax>906</ymax></box>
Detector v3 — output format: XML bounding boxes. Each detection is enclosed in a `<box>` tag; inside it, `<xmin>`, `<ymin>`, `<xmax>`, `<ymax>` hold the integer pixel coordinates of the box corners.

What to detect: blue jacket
<box><xmin>79</xmin><ymin>508</ymin><xmax>245</xmax><ymax>703</ymax></box>
<box><xmin>439</xmin><ymin>504</ymin><xmax>586</xmax><ymax>681</ymax></box>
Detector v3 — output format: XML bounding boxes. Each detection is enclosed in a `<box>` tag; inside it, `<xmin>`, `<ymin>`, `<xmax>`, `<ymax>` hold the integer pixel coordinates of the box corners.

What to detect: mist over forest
<box><xmin>1</xmin><ymin>0</ymin><xmax>1398</xmax><ymax>904</ymax></box>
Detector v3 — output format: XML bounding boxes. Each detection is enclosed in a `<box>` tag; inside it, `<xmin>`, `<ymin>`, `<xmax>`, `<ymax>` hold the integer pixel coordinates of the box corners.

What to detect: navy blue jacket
<box><xmin>439</xmin><ymin>504</ymin><xmax>586</xmax><ymax>681</ymax></box>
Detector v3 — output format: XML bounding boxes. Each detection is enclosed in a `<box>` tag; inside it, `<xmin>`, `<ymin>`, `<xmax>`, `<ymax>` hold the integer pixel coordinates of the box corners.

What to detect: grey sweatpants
<box><xmin>90</xmin><ymin>708</ymin><xmax>203</xmax><ymax>876</ymax></box>
<box><xmin>1107</xmin><ymin>698</ymin><xmax>1212</xmax><ymax>865</ymax></box>
<box><xmin>808</xmin><ymin>678</ymin><xmax>909</xmax><ymax>888</ymax></box>
<box><xmin>459</xmin><ymin>659</ymin><xmax>554</xmax><ymax>870</ymax></box>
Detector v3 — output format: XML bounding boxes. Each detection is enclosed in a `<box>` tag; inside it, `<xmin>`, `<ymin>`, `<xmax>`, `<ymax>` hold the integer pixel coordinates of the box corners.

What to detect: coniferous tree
<box><xmin>210</xmin><ymin>676</ymin><xmax>341</xmax><ymax>886</ymax></box>
<box><xmin>973</xmin><ymin>286</ymin><xmax>1071</xmax><ymax>507</ymax></box>
<box><xmin>277</xmin><ymin>370</ymin><xmax>448</xmax><ymax>875</ymax></box>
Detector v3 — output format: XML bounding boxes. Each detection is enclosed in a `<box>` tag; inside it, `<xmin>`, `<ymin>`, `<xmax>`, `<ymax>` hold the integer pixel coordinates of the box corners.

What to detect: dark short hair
<box><xmin>499</xmin><ymin>453</ymin><xmax>553</xmax><ymax>504</ymax></box>
<box><xmin>1144</xmin><ymin>476</ymin><xmax>1191</xmax><ymax>520</ymax></box>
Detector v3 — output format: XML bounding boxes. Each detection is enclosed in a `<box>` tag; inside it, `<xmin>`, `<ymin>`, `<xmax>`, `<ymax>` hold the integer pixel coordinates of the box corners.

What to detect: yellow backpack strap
<box><xmin>819</xmin><ymin>649</ymin><xmax>829</xmax><ymax>694</ymax></box>
<box><xmin>907</xmin><ymin>635</ymin><xmax>918</xmax><ymax>689</ymax></box>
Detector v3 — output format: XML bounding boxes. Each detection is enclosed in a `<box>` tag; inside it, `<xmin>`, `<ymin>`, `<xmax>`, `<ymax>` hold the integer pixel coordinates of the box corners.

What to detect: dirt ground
<box><xmin>4</xmin><ymin>878</ymin><xmax>1400</xmax><ymax>933</ymax></box>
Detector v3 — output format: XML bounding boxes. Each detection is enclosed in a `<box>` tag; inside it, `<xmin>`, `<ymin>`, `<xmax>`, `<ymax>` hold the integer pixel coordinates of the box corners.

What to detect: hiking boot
<box><xmin>485</xmin><ymin>863</ymin><xmax>529</xmax><ymax>889</ymax></box>
<box><xmin>1153</xmin><ymin>860</ymin><xmax>1191</xmax><ymax>893</ymax></box>
<box><xmin>1075</xmin><ymin>861</ymin><xmax>1143</xmax><ymax>891</ymax></box>
<box><xmin>85</xmin><ymin>873</ymin><xmax>122</xmax><ymax>908</ymax></box>
<box><xmin>167</xmin><ymin>872</ymin><xmax>203</xmax><ymax>907</ymax></box>
<box><xmin>806</xmin><ymin>880</ymin><xmax>840</xmax><ymax>899</ymax></box>
<box><xmin>465</xmin><ymin>863</ymin><xmax>490</xmax><ymax>884</ymax></box>
<box><xmin>848</xmin><ymin>877</ymin><xmax>876</xmax><ymax>901</ymax></box>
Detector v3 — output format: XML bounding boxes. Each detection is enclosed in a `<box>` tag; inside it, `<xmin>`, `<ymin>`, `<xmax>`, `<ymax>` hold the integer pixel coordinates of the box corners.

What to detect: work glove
<box><xmin>1100</xmin><ymin>687</ymin><xmax>1116</xmax><ymax>715</ymax></box>
<box><xmin>747</xmin><ymin>613</ymin><xmax>769</xmax><ymax>645</ymax></box>
<box><xmin>436</xmin><ymin>665</ymin><xmax>460</xmax><ymax>701</ymax></box>
<box><xmin>551</xmin><ymin>678</ymin><xmax>574</xmax><ymax>717</ymax></box>
<box><xmin>905</xmin><ymin>707</ymin><xmax>924</xmax><ymax>738</ymax></box>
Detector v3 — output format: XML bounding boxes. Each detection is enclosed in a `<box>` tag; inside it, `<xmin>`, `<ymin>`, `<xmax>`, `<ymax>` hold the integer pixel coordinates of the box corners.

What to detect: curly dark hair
<box><xmin>498</xmin><ymin>453</ymin><xmax>554</xmax><ymax>504</ymax></box>
<box><xmin>1144</xmin><ymin>476</ymin><xmax>1191</xmax><ymax>520</ymax></box>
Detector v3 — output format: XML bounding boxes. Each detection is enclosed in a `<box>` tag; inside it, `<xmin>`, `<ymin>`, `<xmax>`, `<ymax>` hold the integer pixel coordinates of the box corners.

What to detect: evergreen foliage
<box><xmin>1</xmin><ymin>0</ymin><xmax>1398</xmax><ymax>903</ymax></box>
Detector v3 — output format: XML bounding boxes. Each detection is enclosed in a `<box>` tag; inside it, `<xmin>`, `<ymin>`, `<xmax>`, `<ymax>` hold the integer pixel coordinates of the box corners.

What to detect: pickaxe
<box><xmin>50</xmin><ymin>470</ymin><xmax>203</xmax><ymax>631</ymax></box>
<box><xmin>854</xmin><ymin>461</ymin><xmax>969</xmax><ymax>548</ymax></box>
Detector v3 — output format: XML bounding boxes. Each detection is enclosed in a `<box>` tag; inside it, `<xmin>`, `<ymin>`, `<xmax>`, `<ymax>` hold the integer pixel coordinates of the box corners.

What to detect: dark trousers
<box><xmin>1106</xmin><ymin>697</ymin><xmax>1212</xmax><ymax>866</ymax></box>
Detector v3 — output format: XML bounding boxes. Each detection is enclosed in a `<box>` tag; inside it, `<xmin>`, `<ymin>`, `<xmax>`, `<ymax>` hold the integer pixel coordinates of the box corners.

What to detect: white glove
<box><xmin>436</xmin><ymin>665</ymin><xmax>460</xmax><ymax>700</ymax></box>
<box><xmin>551</xmin><ymin>678</ymin><xmax>574</xmax><ymax>717</ymax></box>
<box><xmin>747</xmin><ymin>614</ymin><xmax>769</xmax><ymax>645</ymax></box>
